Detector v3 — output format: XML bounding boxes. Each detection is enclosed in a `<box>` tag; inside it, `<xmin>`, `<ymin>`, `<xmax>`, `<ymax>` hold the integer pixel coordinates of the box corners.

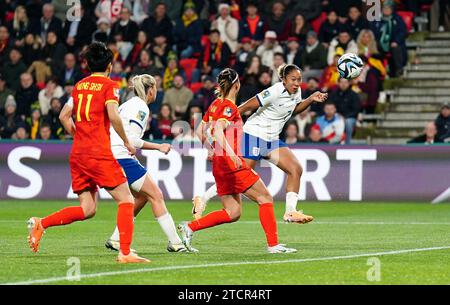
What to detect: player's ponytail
<box><xmin>215</xmin><ymin>68</ymin><xmax>239</xmax><ymax>99</ymax></box>
<box><xmin>277</xmin><ymin>64</ymin><xmax>302</xmax><ymax>80</ymax></box>
<box><xmin>131</xmin><ymin>74</ymin><xmax>156</xmax><ymax>101</ymax></box>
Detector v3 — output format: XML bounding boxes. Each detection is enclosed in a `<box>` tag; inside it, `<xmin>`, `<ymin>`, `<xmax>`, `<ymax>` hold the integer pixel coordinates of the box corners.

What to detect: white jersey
<box><xmin>110</xmin><ymin>96</ymin><xmax>149</xmax><ymax>159</ymax></box>
<box><xmin>243</xmin><ymin>82</ymin><xmax>303</xmax><ymax>141</ymax></box>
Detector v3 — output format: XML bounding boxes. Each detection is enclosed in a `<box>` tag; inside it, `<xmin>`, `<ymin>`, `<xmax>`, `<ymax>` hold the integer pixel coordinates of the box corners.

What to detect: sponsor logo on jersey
<box><xmin>137</xmin><ymin>110</ymin><xmax>146</xmax><ymax>122</ymax></box>
<box><xmin>223</xmin><ymin>107</ymin><xmax>232</xmax><ymax>117</ymax></box>
<box><xmin>262</xmin><ymin>90</ymin><xmax>270</xmax><ymax>99</ymax></box>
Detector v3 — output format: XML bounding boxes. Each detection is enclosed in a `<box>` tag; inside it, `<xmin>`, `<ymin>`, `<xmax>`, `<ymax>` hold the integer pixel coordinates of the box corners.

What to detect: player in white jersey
<box><xmin>193</xmin><ymin>64</ymin><xmax>327</xmax><ymax>223</ymax></box>
<box><xmin>105</xmin><ymin>74</ymin><xmax>192</xmax><ymax>253</ymax></box>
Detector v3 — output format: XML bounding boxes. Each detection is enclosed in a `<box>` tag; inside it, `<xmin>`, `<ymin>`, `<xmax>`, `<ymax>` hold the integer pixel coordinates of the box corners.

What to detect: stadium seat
<box><xmin>179</xmin><ymin>58</ymin><xmax>198</xmax><ymax>85</ymax></box>
<box><xmin>397</xmin><ymin>11</ymin><xmax>414</xmax><ymax>33</ymax></box>
<box><xmin>311</xmin><ymin>12</ymin><xmax>327</xmax><ymax>34</ymax></box>
<box><xmin>190</xmin><ymin>82</ymin><xmax>203</xmax><ymax>94</ymax></box>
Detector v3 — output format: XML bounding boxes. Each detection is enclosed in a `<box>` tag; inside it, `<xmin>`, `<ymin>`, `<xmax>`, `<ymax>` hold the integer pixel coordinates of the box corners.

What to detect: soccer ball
<box><xmin>337</xmin><ymin>53</ymin><xmax>363</xmax><ymax>79</ymax></box>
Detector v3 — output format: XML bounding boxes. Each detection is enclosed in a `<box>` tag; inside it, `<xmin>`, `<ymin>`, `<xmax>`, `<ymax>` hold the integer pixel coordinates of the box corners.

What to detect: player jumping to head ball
<box><xmin>193</xmin><ymin>64</ymin><xmax>328</xmax><ymax>224</ymax></box>
<box><xmin>27</xmin><ymin>42</ymin><xmax>149</xmax><ymax>263</ymax></box>
<box><xmin>179</xmin><ymin>68</ymin><xmax>297</xmax><ymax>253</ymax></box>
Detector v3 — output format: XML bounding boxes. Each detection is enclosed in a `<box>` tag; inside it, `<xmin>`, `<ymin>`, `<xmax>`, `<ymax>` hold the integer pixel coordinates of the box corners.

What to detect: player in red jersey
<box><xmin>178</xmin><ymin>68</ymin><xmax>296</xmax><ymax>253</ymax></box>
<box><xmin>27</xmin><ymin>42</ymin><xmax>149</xmax><ymax>263</ymax></box>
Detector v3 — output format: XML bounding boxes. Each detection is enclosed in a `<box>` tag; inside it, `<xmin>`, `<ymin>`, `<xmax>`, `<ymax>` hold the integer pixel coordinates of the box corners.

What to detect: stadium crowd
<box><xmin>0</xmin><ymin>0</ymin><xmax>446</xmax><ymax>144</ymax></box>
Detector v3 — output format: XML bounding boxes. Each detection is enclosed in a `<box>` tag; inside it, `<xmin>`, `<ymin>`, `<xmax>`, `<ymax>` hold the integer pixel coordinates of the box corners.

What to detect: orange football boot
<box><xmin>27</xmin><ymin>217</ymin><xmax>45</xmax><ymax>252</ymax></box>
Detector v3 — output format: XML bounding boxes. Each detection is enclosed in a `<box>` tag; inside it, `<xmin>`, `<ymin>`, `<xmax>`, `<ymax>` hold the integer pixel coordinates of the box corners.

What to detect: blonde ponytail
<box><xmin>131</xmin><ymin>74</ymin><xmax>156</xmax><ymax>101</ymax></box>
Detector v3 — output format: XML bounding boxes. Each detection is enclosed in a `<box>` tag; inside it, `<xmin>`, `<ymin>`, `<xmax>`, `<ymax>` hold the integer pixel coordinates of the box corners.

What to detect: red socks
<box><xmin>188</xmin><ymin>209</ymin><xmax>232</xmax><ymax>232</ymax></box>
<box><xmin>41</xmin><ymin>206</ymin><xmax>85</xmax><ymax>229</ymax></box>
<box><xmin>259</xmin><ymin>203</ymin><xmax>278</xmax><ymax>247</ymax></box>
<box><xmin>117</xmin><ymin>202</ymin><xmax>134</xmax><ymax>255</ymax></box>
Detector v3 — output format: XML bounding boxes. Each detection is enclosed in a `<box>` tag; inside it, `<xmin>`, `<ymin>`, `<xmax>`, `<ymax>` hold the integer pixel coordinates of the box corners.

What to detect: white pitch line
<box><xmin>3</xmin><ymin>245</ymin><xmax>450</xmax><ymax>285</ymax></box>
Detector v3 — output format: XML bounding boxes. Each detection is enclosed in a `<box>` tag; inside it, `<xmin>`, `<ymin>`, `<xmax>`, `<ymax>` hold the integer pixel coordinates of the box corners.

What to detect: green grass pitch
<box><xmin>0</xmin><ymin>200</ymin><xmax>449</xmax><ymax>285</ymax></box>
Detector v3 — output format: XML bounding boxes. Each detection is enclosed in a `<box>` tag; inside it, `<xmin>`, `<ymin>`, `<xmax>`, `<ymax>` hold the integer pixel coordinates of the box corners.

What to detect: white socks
<box><xmin>202</xmin><ymin>184</ymin><xmax>218</xmax><ymax>203</ymax></box>
<box><xmin>286</xmin><ymin>192</ymin><xmax>299</xmax><ymax>213</ymax></box>
<box><xmin>156</xmin><ymin>213</ymin><xmax>182</xmax><ymax>245</ymax></box>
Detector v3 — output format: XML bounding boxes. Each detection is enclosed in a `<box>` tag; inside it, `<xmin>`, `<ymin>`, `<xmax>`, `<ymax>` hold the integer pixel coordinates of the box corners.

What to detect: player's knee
<box><xmin>225</xmin><ymin>207</ymin><xmax>241</xmax><ymax>222</ymax></box>
<box><xmin>147</xmin><ymin>189</ymin><xmax>164</xmax><ymax>205</ymax></box>
<box><xmin>257</xmin><ymin>190</ymin><xmax>273</xmax><ymax>205</ymax></box>
<box><xmin>82</xmin><ymin>206</ymin><xmax>96</xmax><ymax>219</ymax></box>
<box><xmin>288</xmin><ymin>161</ymin><xmax>302</xmax><ymax>179</ymax></box>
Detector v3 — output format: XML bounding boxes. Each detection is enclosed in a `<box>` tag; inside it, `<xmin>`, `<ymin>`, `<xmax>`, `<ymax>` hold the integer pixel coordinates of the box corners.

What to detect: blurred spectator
<box><xmin>0</xmin><ymin>26</ymin><xmax>12</xmax><ymax>64</ymax></box>
<box><xmin>38</xmin><ymin>78</ymin><xmax>63</xmax><ymax>116</ymax></box>
<box><xmin>304</xmin><ymin>124</ymin><xmax>328</xmax><ymax>143</ymax></box>
<box><xmin>347</xmin><ymin>5</ymin><xmax>369</xmax><ymax>40</ymax></box>
<box><xmin>2</xmin><ymin>48</ymin><xmax>27</xmax><ymax>92</ymax></box>
<box><xmin>110</xmin><ymin>6</ymin><xmax>138</xmax><ymax>43</ymax></box>
<box><xmin>315</xmin><ymin>102</ymin><xmax>345</xmax><ymax>144</ymax></box>
<box><xmin>194</xmin><ymin>29</ymin><xmax>231</xmax><ymax>83</ymax></box>
<box><xmin>12</xmin><ymin>124</ymin><xmax>29</xmax><ymax>140</ymax></box>
<box><xmin>327</xmin><ymin>0</ymin><xmax>361</xmax><ymax>19</ymax></box>
<box><xmin>141</xmin><ymin>1</ymin><xmax>173</xmax><ymax>44</ymax></box>
<box><xmin>370</xmin><ymin>1</ymin><xmax>407</xmax><ymax>77</ymax></box>
<box><xmin>289</xmin><ymin>14</ymin><xmax>313</xmax><ymax>47</ymax></box>
<box><xmin>149</xmin><ymin>74</ymin><xmax>164</xmax><ymax>115</ymax></box>
<box><xmin>283</xmin><ymin>121</ymin><xmax>300</xmax><ymax>144</ymax></box>
<box><xmin>163</xmin><ymin>74</ymin><xmax>193</xmax><ymax>120</ymax></box>
<box><xmin>303</xmin><ymin>77</ymin><xmax>324</xmax><ymax>117</ymax></box>
<box><xmin>110</xmin><ymin>61</ymin><xmax>127</xmax><ymax>89</ymax></box>
<box><xmin>194</xmin><ymin>75</ymin><xmax>216</xmax><ymax>111</ymax></box>
<box><xmin>25</xmin><ymin>0</ymin><xmax>44</xmax><ymax>22</ymax></box>
<box><xmin>239</xmin><ymin>1</ymin><xmax>265</xmax><ymax>44</ymax></box>
<box><xmin>257</xmin><ymin>70</ymin><xmax>272</xmax><ymax>91</ymax></box>
<box><xmin>152</xmin><ymin>34</ymin><xmax>170</xmax><ymax>70</ymax></box>
<box><xmin>327</xmin><ymin>29</ymin><xmax>358</xmax><ymax>65</ymax></box>
<box><xmin>143</xmin><ymin>111</ymin><xmax>163</xmax><ymax>140</ymax></box>
<box><xmin>285</xmin><ymin>37</ymin><xmax>301</xmax><ymax>66</ymax></box>
<box><xmin>256</xmin><ymin>31</ymin><xmax>283</xmax><ymax>68</ymax></box>
<box><xmin>294</xmin><ymin>111</ymin><xmax>312</xmax><ymax>142</ymax></box>
<box><xmin>0</xmin><ymin>96</ymin><xmax>24</xmax><ymax>139</ymax></box>
<box><xmin>289</xmin><ymin>0</ymin><xmax>321</xmax><ymax>21</ymax></box>
<box><xmin>52</xmin><ymin>0</ymin><xmax>69</xmax><ymax>23</ymax></box>
<box><xmin>0</xmin><ymin>73</ymin><xmax>14</xmax><ymax>115</ymax></box>
<box><xmin>173</xmin><ymin>2</ymin><xmax>203</xmax><ymax>59</ymax></box>
<box><xmin>408</xmin><ymin>122</ymin><xmax>442</xmax><ymax>144</ymax></box>
<box><xmin>120</xmin><ymin>75</ymin><xmax>135</xmax><ymax>103</ymax></box>
<box><xmin>58</xmin><ymin>53</ymin><xmax>82</xmax><ymax>87</ymax></box>
<box><xmin>10</xmin><ymin>5</ymin><xmax>30</xmax><ymax>48</ymax></box>
<box><xmin>271</xmin><ymin>52</ymin><xmax>285</xmax><ymax>85</ymax></box>
<box><xmin>131</xmin><ymin>0</ymin><xmax>151</xmax><ymax>25</ymax></box>
<box><xmin>435</xmin><ymin>104</ymin><xmax>450</xmax><ymax>142</ymax></box>
<box><xmin>43</xmin><ymin>97</ymin><xmax>63</xmax><ymax>139</ymax></box>
<box><xmin>60</xmin><ymin>80</ymin><xmax>74</xmax><ymax>105</ymax></box>
<box><xmin>356</xmin><ymin>56</ymin><xmax>385</xmax><ymax>114</ymax></box>
<box><xmin>21</xmin><ymin>34</ymin><xmax>42</xmax><ymax>66</ymax></box>
<box><xmin>298</xmin><ymin>31</ymin><xmax>328</xmax><ymax>81</ymax></box>
<box><xmin>242</xmin><ymin>55</ymin><xmax>268</xmax><ymax>86</ymax></box>
<box><xmin>40</xmin><ymin>30</ymin><xmax>67</xmax><ymax>75</ymax></box>
<box><xmin>319</xmin><ymin>51</ymin><xmax>341</xmax><ymax>92</ymax></box>
<box><xmin>265</xmin><ymin>1</ymin><xmax>291</xmax><ymax>42</ymax></box>
<box><xmin>15</xmin><ymin>73</ymin><xmax>39</xmax><ymax>119</ymax></box>
<box><xmin>30</xmin><ymin>3</ymin><xmax>63</xmax><ymax>42</ymax></box>
<box><xmin>356</xmin><ymin>29</ymin><xmax>379</xmax><ymax>58</ymax></box>
<box><xmin>234</xmin><ymin>37</ymin><xmax>256</xmax><ymax>75</ymax></box>
<box><xmin>63</xmin><ymin>4</ymin><xmax>96</xmax><ymax>51</ymax></box>
<box><xmin>131</xmin><ymin>49</ymin><xmax>160</xmax><ymax>77</ymax></box>
<box><xmin>211</xmin><ymin>3</ymin><xmax>239</xmax><ymax>53</ymax></box>
<box><xmin>148</xmin><ymin>0</ymin><xmax>182</xmax><ymax>22</ymax></box>
<box><xmin>157</xmin><ymin>103</ymin><xmax>174</xmax><ymax>140</ymax></box>
<box><xmin>328</xmin><ymin>78</ymin><xmax>361</xmax><ymax>144</ymax></box>
<box><xmin>95</xmin><ymin>0</ymin><xmax>132</xmax><ymax>25</ymax></box>
<box><xmin>92</xmin><ymin>17</ymin><xmax>111</xmax><ymax>43</ymax></box>
<box><xmin>319</xmin><ymin>10</ymin><xmax>341</xmax><ymax>47</ymax></box>
<box><xmin>163</xmin><ymin>52</ymin><xmax>183</xmax><ymax>90</ymax></box>
<box><xmin>126</xmin><ymin>30</ymin><xmax>150</xmax><ymax>69</ymax></box>
<box><xmin>38</xmin><ymin>122</ymin><xmax>53</xmax><ymax>140</ymax></box>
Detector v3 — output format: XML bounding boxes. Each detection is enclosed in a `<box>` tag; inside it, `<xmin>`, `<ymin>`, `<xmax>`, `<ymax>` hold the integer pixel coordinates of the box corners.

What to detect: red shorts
<box><xmin>213</xmin><ymin>166</ymin><xmax>260</xmax><ymax>196</ymax></box>
<box><xmin>69</xmin><ymin>154</ymin><xmax>127</xmax><ymax>194</ymax></box>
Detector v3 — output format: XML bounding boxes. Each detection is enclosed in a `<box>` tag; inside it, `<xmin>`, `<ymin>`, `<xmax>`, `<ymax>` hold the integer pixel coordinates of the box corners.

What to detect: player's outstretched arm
<box><xmin>294</xmin><ymin>91</ymin><xmax>328</xmax><ymax>114</ymax></box>
<box><xmin>107</xmin><ymin>103</ymin><xmax>136</xmax><ymax>155</ymax></box>
<box><xmin>237</xmin><ymin>96</ymin><xmax>260</xmax><ymax>116</ymax></box>
<box><xmin>59</xmin><ymin>100</ymin><xmax>75</xmax><ymax>136</ymax></box>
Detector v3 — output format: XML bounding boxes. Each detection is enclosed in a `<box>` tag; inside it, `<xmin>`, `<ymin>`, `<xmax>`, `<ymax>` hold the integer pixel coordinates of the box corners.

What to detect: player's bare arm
<box><xmin>213</xmin><ymin>119</ymin><xmax>242</xmax><ymax>169</ymax></box>
<box><xmin>106</xmin><ymin>102</ymin><xmax>136</xmax><ymax>155</ymax></box>
<box><xmin>294</xmin><ymin>91</ymin><xmax>328</xmax><ymax>115</ymax></box>
<box><xmin>59</xmin><ymin>102</ymin><xmax>76</xmax><ymax>136</ymax></box>
<box><xmin>237</xmin><ymin>96</ymin><xmax>260</xmax><ymax>116</ymax></box>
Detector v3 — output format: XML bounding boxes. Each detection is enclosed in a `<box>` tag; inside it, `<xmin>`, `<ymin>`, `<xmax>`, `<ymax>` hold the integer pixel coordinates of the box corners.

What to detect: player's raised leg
<box><xmin>243</xmin><ymin>179</ymin><xmax>297</xmax><ymax>253</ymax></box>
<box><xmin>268</xmin><ymin>147</ymin><xmax>313</xmax><ymax>224</ymax></box>
<box><xmin>107</xmin><ymin>182</ymin><xmax>150</xmax><ymax>263</ymax></box>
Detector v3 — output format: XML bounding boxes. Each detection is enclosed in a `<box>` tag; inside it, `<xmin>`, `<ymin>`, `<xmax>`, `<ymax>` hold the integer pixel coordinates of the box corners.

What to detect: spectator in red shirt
<box><xmin>157</xmin><ymin>103</ymin><xmax>174</xmax><ymax>140</ymax></box>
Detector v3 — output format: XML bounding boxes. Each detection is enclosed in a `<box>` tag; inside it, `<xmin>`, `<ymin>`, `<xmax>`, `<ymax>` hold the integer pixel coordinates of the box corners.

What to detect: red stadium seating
<box><xmin>190</xmin><ymin>82</ymin><xmax>203</xmax><ymax>94</ymax></box>
<box><xmin>179</xmin><ymin>58</ymin><xmax>198</xmax><ymax>84</ymax></box>
<box><xmin>397</xmin><ymin>11</ymin><xmax>414</xmax><ymax>32</ymax></box>
<box><xmin>311</xmin><ymin>12</ymin><xmax>327</xmax><ymax>33</ymax></box>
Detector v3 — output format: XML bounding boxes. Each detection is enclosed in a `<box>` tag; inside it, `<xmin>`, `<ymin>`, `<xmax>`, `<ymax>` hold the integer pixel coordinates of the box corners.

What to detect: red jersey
<box><xmin>71</xmin><ymin>74</ymin><xmax>120</xmax><ymax>157</ymax></box>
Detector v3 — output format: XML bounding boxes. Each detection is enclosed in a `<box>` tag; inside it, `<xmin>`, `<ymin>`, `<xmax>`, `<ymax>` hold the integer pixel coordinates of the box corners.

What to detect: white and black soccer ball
<box><xmin>337</xmin><ymin>53</ymin><xmax>363</xmax><ymax>79</ymax></box>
